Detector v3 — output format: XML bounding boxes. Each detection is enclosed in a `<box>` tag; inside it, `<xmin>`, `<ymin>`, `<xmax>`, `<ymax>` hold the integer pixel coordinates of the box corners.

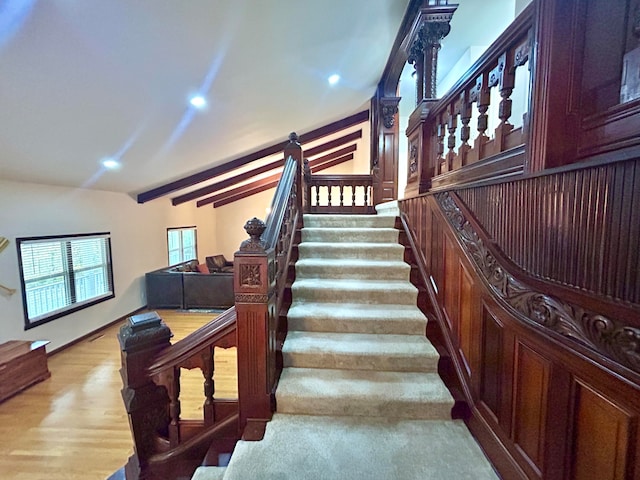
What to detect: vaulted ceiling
<box><xmin>0</xmin><ymin>0</ymin><xmax>524</xmax><ymax>197</ymax></box>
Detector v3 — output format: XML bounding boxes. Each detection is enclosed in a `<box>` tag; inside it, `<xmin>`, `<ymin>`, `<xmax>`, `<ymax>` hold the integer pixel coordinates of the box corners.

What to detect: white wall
<box><xmin>0</xmin><ymin>179</ymin><xmax>215</xmax><ymax>351</ymax></box>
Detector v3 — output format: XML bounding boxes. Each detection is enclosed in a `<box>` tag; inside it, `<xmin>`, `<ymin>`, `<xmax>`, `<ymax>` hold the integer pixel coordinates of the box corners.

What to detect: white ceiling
<box><xmin>0</xmin><ymin>0</ymin><xmax>527</xmax><ymax>197</ymax></box>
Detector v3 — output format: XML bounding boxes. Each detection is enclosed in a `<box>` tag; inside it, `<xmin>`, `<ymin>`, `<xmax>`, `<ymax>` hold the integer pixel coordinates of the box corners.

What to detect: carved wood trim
<box><xmin>435</xmin><ymin>191</ymin><xmax>640</xmax><ymax>374</ymax></box>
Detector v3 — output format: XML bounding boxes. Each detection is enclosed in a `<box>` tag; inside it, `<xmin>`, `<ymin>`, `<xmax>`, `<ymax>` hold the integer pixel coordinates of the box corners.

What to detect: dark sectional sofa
<box><xmin>145</xmin><ymin>258</ymin><xmax>234</xmax><ymax>310</ymax></box>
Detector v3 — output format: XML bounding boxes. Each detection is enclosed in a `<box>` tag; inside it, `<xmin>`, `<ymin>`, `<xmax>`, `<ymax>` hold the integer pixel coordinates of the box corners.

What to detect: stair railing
<box><xmin>234</xmin><ymin>133</ymin><xmax>303</xmax><ymax>440</ymax></box>
<box><xmin>118</xmin><ymin>308</ymin><xmax>238</xmax><ymax>479</ymax></box>
<box><xmin>303</xmin><ymin>159</ymin><xmax>375</xmax><ymax>214</ymax></box>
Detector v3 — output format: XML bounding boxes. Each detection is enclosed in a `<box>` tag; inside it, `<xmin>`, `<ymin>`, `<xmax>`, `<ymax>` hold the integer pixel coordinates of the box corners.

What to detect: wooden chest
<box><xmin>0</xmin><ymin>340</ymin><xmax>50</xmax><ymax>403</ymax></box>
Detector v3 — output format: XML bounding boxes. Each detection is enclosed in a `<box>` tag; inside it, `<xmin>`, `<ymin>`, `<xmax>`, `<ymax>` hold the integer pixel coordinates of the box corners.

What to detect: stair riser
<box><xmin>301</xmin><ymin>228</ymin><xmax>399</xmax><ymax>243</ymax></box>
<box><xmin>295</xmin><ymin>264</ymin><xmax>410</xmax><ymax>280</ymax></box>
<box><xmin>292</xmin><ymin>286</ymin><xmax>418</xmax><ymax>305</ymax></box>
<box><xmin>276</xmin><ymin>396</ymin><xmax>453</xmax><ymax>420</ymax></box>
<box><xmin>287</xmin><ymin>316</ymin><xmax>426</xmax><ymax>335</ymax></box>
<box><xmin>303</xmin><ymin>215</ymin><xmax>396</xmax><ymax>228</ymax></box>
<box><xmin>298</xmin><ymin>244</ymin><xmax>404</xmax><ymax>261</ymax></box>
<box><xmin>282</xmin><ymin>351</ymin><xmax>438</xmax><ymax>372</ymax></box>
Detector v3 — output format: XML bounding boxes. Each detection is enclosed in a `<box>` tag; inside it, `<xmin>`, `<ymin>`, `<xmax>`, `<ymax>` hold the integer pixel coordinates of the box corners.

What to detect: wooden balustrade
<box><xmin>305</xmin><ymin>173</ymin><xmax>375</xmax><ymax>214</ymax></box>
<box><xmin>118</xmin><ymin>309</ymin><xmax>238</xmax><ymax>479</ymax></box>
<box><xmin>234</xmin><ymin>133</ymin><xmax>303</xmax><ymax>441</ymax></box>
<box><xmin>406</xmin><ymin>4</ymin><xmax>533</xmax><ymax>195</ymax></box>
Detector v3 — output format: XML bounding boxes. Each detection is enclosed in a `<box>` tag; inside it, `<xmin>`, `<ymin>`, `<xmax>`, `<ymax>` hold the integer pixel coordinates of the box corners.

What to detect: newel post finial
<box><xmin>239</xmin><ymin>217</ymin><xmax>266</xmax><ymax>252</ymax></box>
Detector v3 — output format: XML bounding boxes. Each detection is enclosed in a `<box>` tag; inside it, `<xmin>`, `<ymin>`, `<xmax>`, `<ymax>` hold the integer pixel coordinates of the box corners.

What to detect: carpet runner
<box><xmin>194</xmin><ymin>210</ymin><xmax>497</xmax><ymax>480</ymax></box>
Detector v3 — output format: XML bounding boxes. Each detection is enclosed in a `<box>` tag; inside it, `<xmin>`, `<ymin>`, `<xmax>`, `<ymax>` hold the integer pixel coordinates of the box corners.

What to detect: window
<box><xmin>167</xmin><ymin>227</ymin><xmax>197</xmax><ymax>265</ymax></box>
<box><xmin>17</xmin><ymin>233</ymin><xmax>114</xmax><ymax>329</ymax></box>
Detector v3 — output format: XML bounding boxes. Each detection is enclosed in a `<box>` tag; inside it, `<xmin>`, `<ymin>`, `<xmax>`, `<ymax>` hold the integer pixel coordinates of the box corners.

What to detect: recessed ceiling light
<box><xmin>189</xmin><ymin>95</ymin><xmax>207</xmax><ymax>109</ymax></box>
<box><xmin>102</xmin><ymin>158</ymin><xmax>120</xmax><ymax>169</ymax></box>
<box><xmin>328</xmin><ymin>74</ymin><xmax>340</xmax><ymax>86</ymax></box>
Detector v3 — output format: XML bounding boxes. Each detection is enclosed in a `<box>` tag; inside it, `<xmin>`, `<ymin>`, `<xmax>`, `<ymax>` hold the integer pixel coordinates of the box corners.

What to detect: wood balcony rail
<box><xmin>234</xmin><ymin>133</ymin><xmax>303</xmax><ymax>441</ymax></box>
<box><xmin>118</xmin><ymin>309</ymin><xmax>238</xmax><ymax>480</ymax></box>
<box><xmin>408</xmin><ymin>3</ymin><xmax>534</xmax><ymax>193</ymax></box>
<box><xmin>304</xmin><ymin>167</ymin><xmax>375</xmax><ymax>214</ymax></box>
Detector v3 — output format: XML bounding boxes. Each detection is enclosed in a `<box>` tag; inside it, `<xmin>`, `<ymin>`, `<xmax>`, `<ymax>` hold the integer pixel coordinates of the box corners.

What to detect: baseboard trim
<box><xmin>48</xmin><ymin>305</ymin><xmax>148</xmax><ymax>356</ymax></box>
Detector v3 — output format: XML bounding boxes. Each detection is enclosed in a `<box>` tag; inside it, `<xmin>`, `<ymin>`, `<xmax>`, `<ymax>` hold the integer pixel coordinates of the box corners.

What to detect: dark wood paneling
<box><xmin>480</xmin><ymin>306</ymin><xmax>504</xmax><ymax>423</ymax></box>
<box><xmin>443</xmin><ymin>236</ymin><xmax>460</xmax><ymax>332</ymax></box>
<box><xmin>455</xmin><ymin>157</ymin><xmax>640</xmax><ymax>306</ymax></box>
<box><xmin>569</xmin><ymin>380</ymin><xmax>636</xmax><ymax>480</ymax></box>
<box><xmin>458</xmin><ymin>264</ymin><xmax>475</xmax><ymax>378</ymax></box>
<box><xmin>512</xmin><ymin>341</ymin><xmax>550</xmax><ymax>476</ymax></box>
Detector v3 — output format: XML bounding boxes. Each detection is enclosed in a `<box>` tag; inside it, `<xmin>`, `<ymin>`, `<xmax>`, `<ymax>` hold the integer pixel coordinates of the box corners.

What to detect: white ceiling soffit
<box><xmin>0</xmin><ymin>0</ymin><xmax>410</xmax><ymax>194</ymax></box>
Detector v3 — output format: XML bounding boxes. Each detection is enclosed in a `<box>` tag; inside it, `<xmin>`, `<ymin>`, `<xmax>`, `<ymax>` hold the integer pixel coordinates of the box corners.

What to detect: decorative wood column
<box><xmin>118</xmin><ymin>312</ymin><xmax>172</xmax><ymax>480</ymax></box>
<box><xmin>234</xmin><ymin>218</ymin><xmax>275</xmax><ymax>441</ymax></box>
<box><xmin>402</xmin><ymin>2</ymin><xmax>457</xmax><ymax>197</ymax></box>
<box><xmin>373</xmin><ymin>95</ymin><xmax>401</xmax><ymax>206</ymax></box>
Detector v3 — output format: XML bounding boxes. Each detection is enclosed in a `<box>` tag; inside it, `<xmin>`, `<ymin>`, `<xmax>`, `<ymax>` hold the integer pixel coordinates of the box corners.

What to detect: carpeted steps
<box><xmin>193</xmin><ymin>211</ymin><xmax>497</xmax><ymax>479</ymax></box>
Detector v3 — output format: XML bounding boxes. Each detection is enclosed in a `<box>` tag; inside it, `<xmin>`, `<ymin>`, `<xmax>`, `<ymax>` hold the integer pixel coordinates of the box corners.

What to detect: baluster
<box><xmin>468</xmin><ymin>72</ymin><xmax>490</xmax><ymax>163</ymax></box>
<box><xmin>492</xmin><ymin>51</ymin><xmax>515</xmax><ymax>152</ymax></box>
<box><xmin>202</xmin><ymin>348</ymin><xmax>215</xmax><ymax>425</ymax></box>
<box><xmin>339</xmin><ymin>182</ymin><xmax>345</xmax><ymax>206</ymax></box>
<box><xmin>326</xmin><ymin>185</ymin><xmax>332</xmax><ymax>207</ymax></box>
<box><xmin>167</xmin><ymin>367</ymin><xmax>181</xmax><ymax>446</ymax></box>
<box><xmin>436</xmin><ymin>115</ymin><xmax>446</xmax><ymax>174</ymax></box>
<box><xmin>458</xmin><ymin>90</ymin><xmax>472</xmax><ymax>166</ymax></box>
<box><xmin>446</xmin><ymin>103</ymin><xmax>457</xmax><ymax>171</ymax></box>
<box><xmin>352</xmin><ymin>183</ymin><xmax>357</xmax><ymax>206</ymax></box>
<box><xmin>315</xmin><ymin>184</ymin><xmax>320</xmax><ymax>208</ymax></box>
<box><xmin>364</xmin><ymin>184</ymin><xmax>370</xmax><ymax>207</ymax></box>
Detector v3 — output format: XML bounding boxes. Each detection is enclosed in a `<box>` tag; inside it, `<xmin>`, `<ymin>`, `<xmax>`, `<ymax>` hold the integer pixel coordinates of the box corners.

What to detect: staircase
<box><xmin>194</xmin><ymin>210</ymin><xmax>497</xmax><ymax>479</ymax></box>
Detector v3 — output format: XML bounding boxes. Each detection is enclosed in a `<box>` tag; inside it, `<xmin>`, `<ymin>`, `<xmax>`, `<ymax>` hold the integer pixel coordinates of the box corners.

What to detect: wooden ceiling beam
<box><xmin>174</xmin><ymin>138</ymin><xmax>359</xmax><ymax>206</ymax></box>
<box><xmin>199</xmin><ymin>151</ymin><xmax>356</xmax><ymax>208</ymax></box>
<box><xmin>137</xmin><ymin>110</ymin><xmax>369</xmax><ymax>203</ymax></box>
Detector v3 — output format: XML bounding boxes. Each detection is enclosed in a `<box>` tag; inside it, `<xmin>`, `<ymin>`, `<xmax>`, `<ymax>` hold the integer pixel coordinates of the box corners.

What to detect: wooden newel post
<box><xmin>118</xmin><ymin>312</ymin><xmax>172</xmax><ymax>479</ymax></box>
<box><xmin>234</xmin><ymin>218</ymin><xmax>276</xmax><ymax>441</ymax></box>
<box><xmin>284</xmin><ymin>132</ymin><xmax>303</xmax><ymax>212</ymax></box>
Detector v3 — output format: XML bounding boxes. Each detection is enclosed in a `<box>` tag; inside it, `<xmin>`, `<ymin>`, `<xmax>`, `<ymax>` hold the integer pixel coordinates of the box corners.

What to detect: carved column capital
<box><xmin>380</xmin><ymin>96</ymin><xmax>401</xmax><ymax>129</ymax></box>
<box><xmin>405</xmin><ymin>4</ymin><xmax>458</xmax><ymax>101</ymax></box>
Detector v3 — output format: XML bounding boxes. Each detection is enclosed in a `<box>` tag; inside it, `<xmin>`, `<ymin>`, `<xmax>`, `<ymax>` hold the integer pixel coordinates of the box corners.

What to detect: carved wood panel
<box><xmin>569</xmin><ymin>380</ymin><xmax>636</xmax><ymax>480</ymax></box>
<box><xmin>458</xmin><ymin>263</ymin><xmax>475</xmax><ymax>378</ymax></box>
<box><xmin>480</xmin><ymin>305</ymin><xmax>504</xmax><ymax>424</ymax></box>
<box><xmin>512</xmin><ymin>341</ymin><xmax>550</xmax><ymax>476</ymax></box>
<box><xmin>443</xmin><ymin>235</ymin><xmax>459</xmax><ymax>333</ymax></box>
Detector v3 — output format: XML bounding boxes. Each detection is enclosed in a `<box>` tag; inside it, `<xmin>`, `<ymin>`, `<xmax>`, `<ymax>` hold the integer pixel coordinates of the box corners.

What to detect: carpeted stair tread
<box><xmin>303</xmin><ymin>214</ymin><xmax>396</xmax><ymax>228</ymax></box>
<box><xmin>301</xmin><ymin>227</ymin><xmax>400</xmax><ymax>243</ymax></box>
<box><xmin>298</xmin><ymin>241</ymin><xmax>404</xmax><ymax>260</ymax></box>
<box><xmin>191</xmin><ymin>466</ymin><xmax>226</xmax><ymax>480</ymax></box>
<box><xmin>282</xmin><ymin>331</ymin><xmax>439</xmax><ymax>372</ymax></box>
<box><xmin>292</xmin><ymin>278</ymin><xmax>418</xmax><ymax>304</ymax></box>
<box><xmin>276</xmin><ymin>367</ymin><xmax>454</xmax><ymax>419</ymax></box>
<box><xmin>287</xmin><ymin>302</ymin><xmax>427</xmax><ymax>335</ymax></box>
<box><xmin>295</xmin><ymin>258</ymin><xmax>410</xmax><ymax>280</ymax></box>
<box><xmin>219</xmin><ymin>414</ymin><xmax>498</xmax><ymax>480</ymax></box>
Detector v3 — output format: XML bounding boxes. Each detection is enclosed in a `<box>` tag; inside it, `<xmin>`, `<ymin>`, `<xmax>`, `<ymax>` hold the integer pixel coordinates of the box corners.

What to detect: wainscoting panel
<box><xmin>569</xmin><ymin>380</ymin><xmax>635</xmax><ymax>480</ymax></box>
<box><xmin>512</xmin><ymin>341</ymin><xmax>550</xmax><ymax>476</ymax></box>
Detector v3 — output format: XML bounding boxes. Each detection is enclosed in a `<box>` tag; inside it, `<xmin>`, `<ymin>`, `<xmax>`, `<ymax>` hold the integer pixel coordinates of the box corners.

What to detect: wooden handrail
<box><xmin>234</xmin><ymin>133</ymin><xmax>303</xmax><ymax>440</ymax></box>
<box><xmin>148</xmin><ymin>307</ymin><xmax>236</xmax><ymax>376</ymax></box>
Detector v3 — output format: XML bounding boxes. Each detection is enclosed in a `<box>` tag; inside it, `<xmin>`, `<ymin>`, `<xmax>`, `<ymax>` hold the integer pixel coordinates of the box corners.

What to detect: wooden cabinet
<box><xmin>0</xmin><ymin>340</ymin><xmax>50</xmax><ymax>403</ymax></box>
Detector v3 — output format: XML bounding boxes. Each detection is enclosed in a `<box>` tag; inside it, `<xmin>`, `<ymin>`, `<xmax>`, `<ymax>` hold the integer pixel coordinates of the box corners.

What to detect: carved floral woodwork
<box><xmin>436</xmin><ymin>191</ymin><xmax>640</xmax><ymax>374</ymax></box>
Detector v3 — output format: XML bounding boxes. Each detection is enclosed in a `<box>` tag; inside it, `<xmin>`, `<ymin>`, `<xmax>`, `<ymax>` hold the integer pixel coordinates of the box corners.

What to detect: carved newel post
<box><xmin>118</xmin><ymin>312</ymin><xmax>172</xmax><ymax>479</ymax></box>
<box><xmin>234</xmin><ymin>217</ymin><xmax>275</xmax><ymax>441</ymax></box>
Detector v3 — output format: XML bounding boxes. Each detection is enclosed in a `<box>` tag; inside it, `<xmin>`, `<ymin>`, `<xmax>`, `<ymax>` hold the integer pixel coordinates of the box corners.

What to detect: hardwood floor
<box><xmin>0</xmin><ymin>309</ymin><xmax>238</xmax><ymax>480</ymax></box>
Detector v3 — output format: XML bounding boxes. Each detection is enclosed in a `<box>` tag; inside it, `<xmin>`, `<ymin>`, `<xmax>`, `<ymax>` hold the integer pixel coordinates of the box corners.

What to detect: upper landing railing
<box><xmin>407</xmin><ymin>4</ymin><xmax>534</xmax><ymax>192</ymax></box>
